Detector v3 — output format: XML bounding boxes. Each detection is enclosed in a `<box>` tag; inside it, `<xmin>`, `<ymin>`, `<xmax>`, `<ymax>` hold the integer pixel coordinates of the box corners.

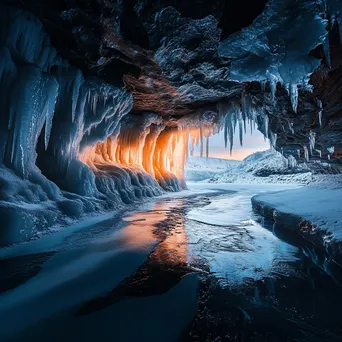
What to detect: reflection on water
<box><xmin>119</xmin><ymin>199</ymin><xmax>188</xmax><ymax>264</ymax></box>
<box><xmin>1</xmin><ymin>189</ymin><xmax>342</xmax><ymax>342</ymax></box>
<box><xmin>180</xmin><ymin>193</ymin><xmax>342</xmax><ymax>342</ymax></box>
<box><xmin>182</xmin><ymin>193</ymin><xmax>302</xmax><ymax>286</ymax></box>
<box><xmin>112</xmin><ymin>192</ymin><xmax>342</xmax><ymax>341</ymax></box>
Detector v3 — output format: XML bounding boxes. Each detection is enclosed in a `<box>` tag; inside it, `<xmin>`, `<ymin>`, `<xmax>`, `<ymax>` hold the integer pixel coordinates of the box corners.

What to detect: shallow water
<box><xmin>0</xmin><ymin>184</ymin><xmax>341</xmax><ymax>341</ymax></box>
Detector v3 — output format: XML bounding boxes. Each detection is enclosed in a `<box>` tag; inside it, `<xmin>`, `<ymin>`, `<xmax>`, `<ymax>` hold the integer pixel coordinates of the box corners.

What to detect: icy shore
<box><xmin>252</xmin><ymin>184</ymin><xmax>342</xmax><ymax>266</ymax></box>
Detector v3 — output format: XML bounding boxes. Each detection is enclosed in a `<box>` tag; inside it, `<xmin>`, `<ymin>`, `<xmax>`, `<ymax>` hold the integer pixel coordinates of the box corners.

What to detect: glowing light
<box><xmin>79</xmin><ymin>103</ymin><xmax>271</xmax><ymax>187</ymax></box>
<box><xmin>79</xmin><ymin>126</ymin><xmax>191</xmax><ymax>190</ymax></box>
<box><xmin>120</xmin><ymin>200</ymin><xmax>188</xmax><ymax>263</ymax></box>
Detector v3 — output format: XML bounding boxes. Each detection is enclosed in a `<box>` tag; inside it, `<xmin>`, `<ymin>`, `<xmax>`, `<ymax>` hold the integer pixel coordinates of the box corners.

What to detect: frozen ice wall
<box><xmin>0</xmin><ymin>3</ymin><xmax>329</xmax><ymax>246</ymax></box>
<box><xmin>0</xmin><ymin>6</ymin><xmax>185</xmax><ymax>246</ymax></box>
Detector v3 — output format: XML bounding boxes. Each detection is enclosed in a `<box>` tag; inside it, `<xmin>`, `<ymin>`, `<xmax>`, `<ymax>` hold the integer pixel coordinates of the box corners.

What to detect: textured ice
<box><xmin>209</xmin><ymin>150</ymin><xmax>313</xmax><ymax>185</ymax></box>
<box><xmin>185</xmin><ymin>156</ymin><xmax>240</xmax><ymax>181</ymax></box>
<box><xmin>219</xmin><ymin>0</ymin><xmax>329</xmax><ymax>108</ymax></box>
<box><xmin>0</xmin><ymin>6</ymin><xmax>185</xmax><ymax>246</ymax></box>
<box><xmin>252</xmin><ymin>183</ymin><xmax>342</xmax><ymax>242</ymax></box>
<box><xmin>1</xmin><ymin>1</ymin><xmax>340</xmax><ymax>246</ymax></box>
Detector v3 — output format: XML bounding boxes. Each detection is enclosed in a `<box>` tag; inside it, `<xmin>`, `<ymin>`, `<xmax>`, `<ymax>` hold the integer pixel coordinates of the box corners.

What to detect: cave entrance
<box><xmin>185</xmin><ymin>120</ymin><xmax>271</xmax><ymax>182</ymax></box>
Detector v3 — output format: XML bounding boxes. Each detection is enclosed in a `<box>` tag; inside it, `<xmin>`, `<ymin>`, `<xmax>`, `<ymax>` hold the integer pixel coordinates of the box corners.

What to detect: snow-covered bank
<box><xmin>185</xmin><ymin>156</ymin><xmax>239</xmax><ymax>181</ymax></box>
<box><xmin>209</xmin><ymin>149</ymin><xmax>310</xmax><ymax>185</ymax></box>
<box><xmin>252</xmin><ymin>185</ymin><xmax>342</xmax><ymax>266</ymax></box>
<box><xmin>188</xmin><ymin>150</ymin><xmax>340</xmax><ymax>185</ymax></box>
<box><xmin>186</xmin><ymin>152</ymin><xmax>342</xmax><ymax>265</ymax></box>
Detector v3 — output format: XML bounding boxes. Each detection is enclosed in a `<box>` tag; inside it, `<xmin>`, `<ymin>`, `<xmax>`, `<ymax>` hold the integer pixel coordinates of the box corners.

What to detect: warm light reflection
<box><xmin>79</xmin><ymin>120</ymin><xmax>221</xmax><ymax>189</ymax></box>
<box><xmin>120</xmin><ymin>200</ymin><xmax>188</xmax><ymax>264</ymax></box>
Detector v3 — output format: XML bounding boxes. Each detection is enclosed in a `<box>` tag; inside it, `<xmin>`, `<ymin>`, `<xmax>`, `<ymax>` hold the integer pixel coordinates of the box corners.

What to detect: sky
<box><xmin>191</xmin><ymin>122</ymin><xmax>269</xmax><ymax>161</ymax></box>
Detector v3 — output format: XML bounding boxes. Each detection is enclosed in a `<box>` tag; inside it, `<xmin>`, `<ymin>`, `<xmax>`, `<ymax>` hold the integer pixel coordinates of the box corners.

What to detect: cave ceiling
<box><xmin>3</xmin><ymin>0</ymin><xmax>342</xmax><ymax>164</ymax></box>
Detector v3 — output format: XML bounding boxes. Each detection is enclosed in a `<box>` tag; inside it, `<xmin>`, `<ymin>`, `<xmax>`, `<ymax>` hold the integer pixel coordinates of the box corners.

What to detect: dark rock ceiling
<box><xmin>3</xmin><ymin>0</ymin><xmax>342</xmax><ymax>167</ymax></box>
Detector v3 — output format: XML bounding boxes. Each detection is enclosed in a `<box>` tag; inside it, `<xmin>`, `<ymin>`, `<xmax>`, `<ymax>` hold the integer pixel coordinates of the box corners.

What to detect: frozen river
<box><xmin>1</xmin><ymin>183</ymin><xmax>342</xmax><ymax>341</ymax></box>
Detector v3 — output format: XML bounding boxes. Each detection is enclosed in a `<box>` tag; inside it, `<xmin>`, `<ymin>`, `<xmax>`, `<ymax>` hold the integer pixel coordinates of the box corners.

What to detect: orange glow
<box><xmin>79</xmin><ymin>121</ymin><xmax>221</xmax><ymax>189</ymax></box>
<box><xmin>194</xmin><ymin>147</ymin><xmax>268</xmax><ymax>161</ymax></box>
<box><xmin>120</xmin><ymin>200</ymin><xmax>188</xmax><ymax>264</ymax></box>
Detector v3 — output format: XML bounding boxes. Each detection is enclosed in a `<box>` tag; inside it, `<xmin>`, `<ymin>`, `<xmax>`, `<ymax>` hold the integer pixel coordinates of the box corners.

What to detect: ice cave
<box><xmin>1</xmin><ymin>0</ymin><xmax>342</xmax><ymax>341</ymax></box>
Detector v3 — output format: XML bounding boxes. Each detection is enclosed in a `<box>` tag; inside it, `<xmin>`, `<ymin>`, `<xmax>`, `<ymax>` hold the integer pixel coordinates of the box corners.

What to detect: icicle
<box><xmin>303</xmin><ymin>146</ymin><xmax>309</xmax><ymax>162</ymax></box>
<box><xmin>289</xmin><ymin>83</ymin><xmax>299</xmax><ymax>113</ymax></box>
<box><xmin>289</xmin><ymin>121</ymin><xmax>294</xmax><ymax>134</ymax></box>
<box><xmin>318</xmin><ymin>109</ymin><xmax>323</xmax><ymax>127</ymax></box>
<box><xmin>263</xmin><ymin>114</ymin><xmax>269</xmax><ymax>138</ymax></box>
<box><xmin>315</xmin><ymin>149</ymin><xmax>322</xmax><ymax>158</ymax></box>
<box><xmin>241</xmin><ymin>92</ymin><xmax>252</xmax><ymax>133</ymax></box>
<box><xmin>228</xmin><ymin>116</ymin><xmax>234</xmax><ymax>155</ymax></box>
<box><xmin>287</xmin><ymin>155</ymin><xmax>297</xmax><ymax>168</ymax></box>
<box><xmin>270</xmin><ymin>79</ymin><xmax>277</xmax><ymax>102</ymax></box>
<box><xmin>206</xmin><ymin>136</ymin><xmax>209</xmax><ymax>158</ymax></box>
<box><xmin>297</xmin><ymin>149</ymin><xmax>301</xmax><ymax>158</ymax></box>
<box><xmin>317</xmin><ymin>99</ymin><xmax>323</xmax><ymax>127</ymax></box>
<box><xmin>233</xmin><ymin>112</ymin><xmax>237</xmax><ymax>133</ymax></box>
<box><xmin>309</xmin><ymin>131</ymin><xmax>316</xmax><ymax>154</ymax></box>
<box><xmin>239</xmin><ymin>119</ymin><xmax>243</xmax><ymax>147</ymax></box>
<box><xmin>269</xmin><ymin>131</ymin><xmax>277</xmax><ymax>148</ymax></box>
<box><xmin>266</xmin><ymin>71</ymin><xmax>279</xmax><ymax>102</ymax></box>
<box><xmin>190</xmin><ymin>136</ymin><xmax>195</xmax><ymax>156</ymax></box>
<box><xmin>224</xmin><ymin>116</ymin><xmax>228</xmax><ymax>148</ymax></box>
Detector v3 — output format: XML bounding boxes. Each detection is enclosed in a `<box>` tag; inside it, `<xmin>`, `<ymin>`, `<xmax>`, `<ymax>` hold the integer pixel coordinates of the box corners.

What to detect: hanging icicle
<box><xmin>303</xmin><ymin>145</ymin><xmax>309</xmax><ymax>162</ymax></box>
<box><xmin>289</xmin><ymin>83</ymin><xmax>299</xmax><ymax>113</ymax></box>
<box><xmin>309</xmin><ymin>131</ymin><xmax>316</xmax><ymax>154</ymax></box>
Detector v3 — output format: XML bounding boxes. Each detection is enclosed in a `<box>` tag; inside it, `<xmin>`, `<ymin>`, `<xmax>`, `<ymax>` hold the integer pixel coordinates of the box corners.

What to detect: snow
<box><xmin>206</xmin><ymin>149</ymin><xmax>313</xmax><ymax>185</ymax></box>
<box><xmin>0</xmin><ymin>189</ymin><xmax>205</xmax><ymax>341</ymax></box>
<box><xmin>185</xmin><ymin>156</ymin><xmax>239</xmax><ymax>181</ymax></box>
<box><xmin>187</xmin><ymin>150</ymin><xmax>342</xmax><ymax>189</ymax></box>
<box><xmin>252</xmin><ymin>183</ymin><xmax>342</xmax><ymax>242</ymax></box>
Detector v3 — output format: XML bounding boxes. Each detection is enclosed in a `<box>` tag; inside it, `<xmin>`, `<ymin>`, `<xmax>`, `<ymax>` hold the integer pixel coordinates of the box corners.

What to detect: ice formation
<box><xmin>304</xmin><ymin>146</ymin><xmax>310</xmax><ymax>162</ymax></box>
<box><xmin>0</xmin><ymin>1</ymin><xmax>341</xmax><ymax>246</ymax></box>
<box><xmin>317</xmin><ymin>99</ymin><xmax>323</xmax><ymax>127</ymax></box>
<box><xmin>0</xmin><ymin>7</ymin><xmax>185</xmax><ymax>245</ymax></box>
<box><xmin>309</xmin><ymin>131</ymin><xmax>316</xmax><ymax>154</ymax></box>
<box><xmin>218</xmin><ymin>0</ymin><xmax>329</xmax><ymax>113</ymax></box>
